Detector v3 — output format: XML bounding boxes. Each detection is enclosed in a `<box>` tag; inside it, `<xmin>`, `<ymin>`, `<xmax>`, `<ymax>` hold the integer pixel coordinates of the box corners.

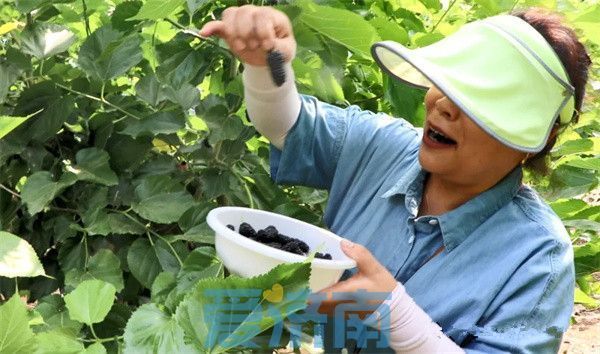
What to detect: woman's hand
<box><xmin>199</xmin><ymin>5</ymin><xmax>296</xmax><ymax>66</ymax></box>
<box><xmin>317</xmin><ymin>240</ymin><xmax>398</xmax><ymax>315</ymax></box>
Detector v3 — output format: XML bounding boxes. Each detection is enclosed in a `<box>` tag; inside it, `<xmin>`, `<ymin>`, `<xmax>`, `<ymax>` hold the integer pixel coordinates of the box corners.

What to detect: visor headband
<box><xmin>482</xmin><ymin>20</ymin><xmax>575</xmax><ymax>125</ymax></box>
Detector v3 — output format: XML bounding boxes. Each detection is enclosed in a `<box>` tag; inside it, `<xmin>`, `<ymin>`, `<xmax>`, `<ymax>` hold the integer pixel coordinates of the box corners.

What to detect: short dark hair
<box><xmin>512</xmin><ymin>8</ymin><xmax>592</xmax><ymax>174</ymax></box>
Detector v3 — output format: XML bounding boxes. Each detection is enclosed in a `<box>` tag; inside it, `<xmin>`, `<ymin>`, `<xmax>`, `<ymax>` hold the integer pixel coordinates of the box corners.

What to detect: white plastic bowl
<box><xmin>206</xmin><ymin>207</ymin><xmax>356</xmax><ymax>292</ymax></box>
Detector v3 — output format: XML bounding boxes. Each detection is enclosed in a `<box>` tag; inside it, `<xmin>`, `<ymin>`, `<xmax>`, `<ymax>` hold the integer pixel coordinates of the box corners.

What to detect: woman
<box><xmin>200</xmin><ymin>6</ymin><xmax>591</xmax><ymax>354</ymax></box>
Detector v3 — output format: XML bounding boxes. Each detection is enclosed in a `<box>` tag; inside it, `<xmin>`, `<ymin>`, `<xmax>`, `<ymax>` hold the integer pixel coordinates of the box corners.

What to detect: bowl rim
<box><xmin>207</xmin><ymin>206</ymin><xmax>357</xmax><ymax>270</ymax></box>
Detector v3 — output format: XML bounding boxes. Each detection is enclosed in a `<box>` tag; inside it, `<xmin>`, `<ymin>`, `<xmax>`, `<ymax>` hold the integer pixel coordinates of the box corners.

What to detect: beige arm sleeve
<box><xmin>242</xmin><ymin>63</ymin><xmax>301</xmax><ymax>150</ymax></box>
<box><xmin>366</xmin><ymin>282</ymin><xmax>465</xmax><ymax>353</ymax></box>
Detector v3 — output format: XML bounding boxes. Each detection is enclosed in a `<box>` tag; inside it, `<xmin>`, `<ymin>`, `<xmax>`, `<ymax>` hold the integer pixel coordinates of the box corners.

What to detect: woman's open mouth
<box><xmin>423</xmin><ymin>124</ymin><xmax>457</xmax><ymax>148</ymax></box>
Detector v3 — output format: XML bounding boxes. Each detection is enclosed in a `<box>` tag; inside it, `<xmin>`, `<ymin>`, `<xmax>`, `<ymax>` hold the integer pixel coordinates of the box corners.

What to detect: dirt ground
<box><xmin>559</xmin><ymin>304</ymin><xmax>600</xmax><ymax>353</ymax></box>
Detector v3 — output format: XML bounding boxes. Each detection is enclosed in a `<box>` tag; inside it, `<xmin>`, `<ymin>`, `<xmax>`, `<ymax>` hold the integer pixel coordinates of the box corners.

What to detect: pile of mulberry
<box><xmin>227</xmin><ymin>223</ymin><xmax>332</xmax><ymax>260</ymax></box>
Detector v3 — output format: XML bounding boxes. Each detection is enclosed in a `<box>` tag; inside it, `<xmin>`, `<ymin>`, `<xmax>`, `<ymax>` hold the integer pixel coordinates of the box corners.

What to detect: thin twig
<box><xmin>0</xmin><ymin>184</ymin><xmax>20</xmax><ymax>199</ymax></box>
<box><xmin>55</xmin><ymin>83</ymin><xmax>143</xmax><ymax>121</ymax></box>
<box><xmin>431</xmin><ymin>0</ymin><xmax>458</xmax><ymax>33</ymax></box>
<box><xmin>118</xmin><ymin>210</ymin><xmax>183</xmax><ymax>266</ymax></box>
<box><xmin>81</xmin><ymin>0</ymin><xmax>91</xmax><ymax>36</ymax></box>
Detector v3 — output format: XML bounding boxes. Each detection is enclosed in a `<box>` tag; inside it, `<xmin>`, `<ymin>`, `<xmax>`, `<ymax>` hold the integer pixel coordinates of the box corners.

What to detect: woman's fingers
<box><xmin>198</xmin><ymin>21</ymin><xmax>227</xmax><ymax>38</ymax></box>
<box><xmin>199</xmin><ymin>5</ymin><xmax>295</xmax><ymax>66</ymax></box>
<box><xmin>254</xmin><ymin>11</ymin><xmax>276</xmax><ymax>51</ymax></box>
<box><xmin>340</xmin><ymin>240</ymin><xmax>381</xmax><ymax>276</ymax></box>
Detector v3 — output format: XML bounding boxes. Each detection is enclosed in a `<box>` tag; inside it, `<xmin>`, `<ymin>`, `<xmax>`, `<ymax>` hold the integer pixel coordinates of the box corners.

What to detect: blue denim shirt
<box><xmin>270</xmin><ymin>95</ymin><xmax>575</xmax><ymax>353</ymax></box>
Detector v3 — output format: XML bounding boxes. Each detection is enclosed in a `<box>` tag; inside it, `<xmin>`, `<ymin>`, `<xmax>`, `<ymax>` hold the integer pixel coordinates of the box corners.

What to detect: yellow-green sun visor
<box><xmin>371</xmin><ymin>15</ymin><xmax>575</xmax><ymax>153</ymax></box>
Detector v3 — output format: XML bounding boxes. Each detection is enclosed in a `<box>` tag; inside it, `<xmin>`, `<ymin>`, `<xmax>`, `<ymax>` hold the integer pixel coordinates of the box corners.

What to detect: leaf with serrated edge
<box><xmin>131</xmin><ymin>0</ymin><xmax>184</xmax><ymax>20</ymax></box>
<box><xmin>64</xmin><ymin>249</ymin><xmax>124</xmax><ymax>292</ymax></box>
<box><xmin>123</xmin><ymin>303</ymin><xmax>197</xmax><ymax>354</ymax></box>
<box><xmin>19</xmin><ymin>23</ymin><xmax>75</xmax><ymax>59</ymax></box>
<box><xmin>34</xmin><ymin>330</ymin><xmax>85</xmax><ymax>353</ymax></box>
<box><xmin>132</xmin><ymin>191</ymin><xmax>195</xmax><ymax>224</ymax></box>
<box><xmin>64</xmin><ymin>279</ymin><xmax>116</xmax><ymax>325</ymax></box>
<box><xmin>68</xmin><ymin>148</ymin><xmax>118</xmax><ymax>186</ymax></box>
<box><xmin>0</xmin><ymin>295</ymin><xmax>36</xmax><ymax>353</ymax></box>
<box><xmin>175</xmin><ymin>261</ymin><xmax>310</xmax><ymax>352</ymax></box>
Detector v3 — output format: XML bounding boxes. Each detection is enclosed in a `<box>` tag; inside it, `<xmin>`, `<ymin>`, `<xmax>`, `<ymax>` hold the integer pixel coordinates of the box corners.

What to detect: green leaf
<box><xmin>549</xmin><ymin>199</ymin><xmax>589</xmax><ymax>219</ymax></box>
<box><xmin>151</xmin><ymin>272</ymin><xmax>176</xmax><ymax>304</ymax></box>
<box><xmin>78</xmin><ymin>25</ymin><xmax>143</xmax><ymax>81</ymax></box>
<box><xmin>201</xmin><ymin>105</ymin><xmax>244</xmax><ymax>144</ymax></box>
<box><xmin>105</xmin><ymin>134</ymin><xmax>152</xmax><ymax>173</ymax></box>
<box><xmin>35</xmin><ymin>295</ymin><xmax>82</xmax><ymax>335</ymax></box>
<box><xmin>570</xmin><ymin>4</ymin><xmax>600</xmax><ymax>46</ymax></box>
<box><xmin>19</xmin><ymin>23</ymin><xmax>75</xmax><ymax>59</ymax></box>
<box><xmin>0</xmin><ymin>114</ymin><xmax>35</xmax><ymax>139</ymax></box>
<box><xmin>164</xmin><ymin>247</ymin><xmax>223</xmax><ymax>310</ymax></box>
<box><xmin>121</xmin><ymin>112</ymin><xmax>186</xmax><ymax>138</ymax></box>
<box><xmin>135</xmin><ymin>74</ymin><xmax>165</xmax><ymax>107</ymax></box>
<box><xmin>0</xmin><ymin>231</ymin><xmax>45</xmax><ymax>278</ymax></box>
<box><xmin>0</xmin><ymin>64</ymin><xmax>20</xmax><ymax>104</ymax></box>
<box><xmin>127</xmin><ymin>239</ymin><xmax>162</xmax><ymax>289</ymax></box>
<box><xmin>187</xmin><ymin>0</ymin><xmax>209</xmax><ymax>16</ymax></box>
<box><xmin>562</xmin><ymin>157</ymin><xmax>600</xmax><ymax>171</ymax></box>
<box><xmin>64</xmin><ymin>279</ymin><xmax>116</xmax><ymax>325</ymax></box>
<box><xmin>369</xmin><ymin>16</ymin><xmax>409</xmax><ymax>45</ymax></box>
<box><xmin>574</xmin><ymin>238</ymin><xmax>600</xmax><ymax>277</ymax></box>
<box><xmin>297</xmin><ymin>3</ymin><xmax>380</xmax><ymax>57</ymax></box>
<box><xmin>175</xmin><ymin>261</ymin><xmax>311</xmax><ymax>352</ymax></box>
<box><xmin>544</xmin><ymin>165</ymin><xmax>598</xmax><ymax>201</ymax></box>
<box><xmin>200</xmin><ymin>168</ymin><xmax>234</xmax><ymax>199</ymax></box>
<box><xmin>64</xmin><ymin>249</ymin><xmax>124</xmax><ymax>292</ymax></box>
<box><xmin>155</xmin><ymin>239</ymin><xmax>188</xmax><ymax>274</ymax></box>
<box><xmin>34</xmin><ymin>330</ymin><xmax>85</xmax><ymax>354</ymax></box>
<box><xmin>132</xmin><ymin>191</ymin><xmax>195</xmax><ymax>224</ymax></box>
<box><xmin>156</xmin><ymin>40</ymin><xmax>205</xmax><ymax>88</ymax></box>
<box><xmin>162</xmin><ymin>83</ymin><xmax>201</xmax><ymax>111</ymax></box>
<box><xmin>0</xmin><ymin>295</ymin><xmax>36</xmax><ymax>354</ymax></box>
<box><xmin>172</xmin><ymin>223</ymin><xmax>215</xmax><ymax>244</ymax></box>
<box><xmin>29</xmin><ymin>96</ymin><xmax>76</xmax><ymax>142</ymax></box>
<box><xmin>574</xmin><ymin>287</ymin><xmax>599</xmax><ymax>308</ymax></box>
<box><xmin>563</xmin><ymin>219</ymin><xmax>600</xmax><ymax>233</ymax></box>
<box><xmin>84</xmin><ymin>343</ymin><xmax>106</xmax><ymax>354</ymax></box>
<box><xmin>384</xmin><ymin>74</ymin><xmax>426</xmax><ymax>126</ymax></box>
<box><xmin>69</xmin><ymin>148</ymin><xmax>118</xmax><ymax>186</ymax></box>
<box><xmin>131</xmin><ymin>0</ymin><xmax>185</xmax><ymax>20</ymax></box>
<box><xmin>552</xmin><ymin>138</ymin><xmax>600</xmax><ymax>156</ymax></box>
<box><xmin>85</xmin><ymin>212</ymin><xmax>146</xmax><ymax>236</ymax></box>
<box><xmin>123</xmin><ymin>303</ymin><xmax>197</xmax><ymax>354</ymax></box>
<box><xmin>111</xmin><ymin>1</ymin><xmax>143</xmax><ymax>31</ymax></box>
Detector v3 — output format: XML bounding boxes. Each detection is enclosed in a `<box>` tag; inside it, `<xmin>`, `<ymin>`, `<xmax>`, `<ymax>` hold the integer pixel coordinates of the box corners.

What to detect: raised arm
<box><xmin>200</xmin><ymin>5</ymin><xmax>300</xmax><ymax>149</ymax></box>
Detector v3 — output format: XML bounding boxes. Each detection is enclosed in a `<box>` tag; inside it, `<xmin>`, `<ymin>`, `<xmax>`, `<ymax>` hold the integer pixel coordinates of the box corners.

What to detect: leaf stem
<box><xmin>89</xmin><ymin>323</ymin><xmax>100</xmax><ymax>341</ymax></box>
<box><xmin>431</xmin><ymin>0</ymin><xmax>458</xmax><ymax>33</ymax></box>
<box><xmin>145</xmin><ymin>231</ymin><xmax>155</xmax><ymax>247</ymax></box>
<box><xmin>80</xmin><ymin>335</ymin><xmax>123</xmax><ymax>343</ymax></box>
<box><xmin>117</xmin><ymin>211</ymin><xmax>182</xmax><ymax>266</ymax></box>
<box><xmin>156</xmin><ymin>234</ymin><xmax>184</xmax><ymax>267</ymax></box>
<box><xmin>55</xmin><ymin>83</ymin><xmax>143</xmax><ymax>121</ymax></box>
<box><xmin>0</xmin><ymin>183</ymin><xmax>20</xmax><ymax>199</ymax></box>
<box><xmin>81</xmin><ymin>0</ymin><xmax>91</xmax><ymax>36</ymax></box>
<box><xmin>82</xmin><ymin>232</ymin><xmax>89</xmax><ymax>269</ymax></box>
<box><xmin>119</xmin><ymin>211</ymin><xmax>184</xmax><ymax>267</ymax></box>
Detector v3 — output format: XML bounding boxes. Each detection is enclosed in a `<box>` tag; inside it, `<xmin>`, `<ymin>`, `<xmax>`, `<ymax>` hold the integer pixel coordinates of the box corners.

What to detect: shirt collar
<box><xmin>381</xmin><ymin>161</ymin><xmax>523</xmax><ymax>252</ymax></box>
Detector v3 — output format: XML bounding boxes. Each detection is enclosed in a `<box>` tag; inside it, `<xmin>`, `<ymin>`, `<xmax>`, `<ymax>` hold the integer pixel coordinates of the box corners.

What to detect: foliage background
<box><xmin>0</xmin><ymin>0</ymin><xmax>598</xmax><ymax>352</ymax></box>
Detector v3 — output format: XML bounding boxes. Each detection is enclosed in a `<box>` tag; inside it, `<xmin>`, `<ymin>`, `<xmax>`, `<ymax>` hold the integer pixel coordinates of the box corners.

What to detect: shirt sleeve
<box><xmin>269</xmin><ymin>94</ymin><xmax>353</xmax><ymax>189</ymax></box>
<box><xmin>270</xmin><ymin>94</ymin><xmax>419</xmax><ymax>190</ymax></box>
<box><xmin>461</xmin><ymin>239</ymin><xmax>575</xmax><ymax>354</ymax></box>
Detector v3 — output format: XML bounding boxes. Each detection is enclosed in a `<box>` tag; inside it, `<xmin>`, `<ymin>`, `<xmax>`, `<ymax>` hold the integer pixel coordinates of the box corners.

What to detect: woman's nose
<box><xmin>434</xmin><ymin>95</ymin><xmax>461</xmax><ymax>121</ymax></box>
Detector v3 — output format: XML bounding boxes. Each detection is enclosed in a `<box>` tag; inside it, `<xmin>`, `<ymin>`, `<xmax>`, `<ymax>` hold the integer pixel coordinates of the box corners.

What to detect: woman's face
<box><xmin>419</xmin><ymin>86</ymin><xmax>526</xmax><ymax>185</ymax></box>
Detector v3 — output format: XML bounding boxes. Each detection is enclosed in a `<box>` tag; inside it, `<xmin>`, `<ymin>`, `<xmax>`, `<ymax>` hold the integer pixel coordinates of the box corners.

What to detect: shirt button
<box><xmin>429</xmin><ymin>219</ymin><xmax>439</xmax><ymax>225</ymax></box>
<box><xmin>408</xmin><ymin>235</ymin><xmax>415</xmax><ymax>244</ymax></box>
